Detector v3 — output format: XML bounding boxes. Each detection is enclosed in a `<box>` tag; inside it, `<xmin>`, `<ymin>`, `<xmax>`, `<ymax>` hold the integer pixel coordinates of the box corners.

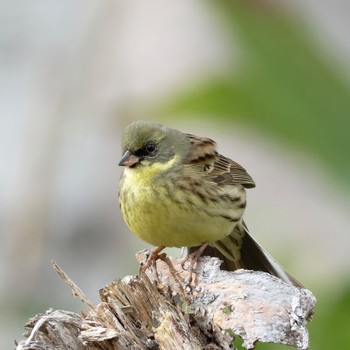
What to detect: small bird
<box><xmin>118</xmin><ymin>120</ymin><xmax>302</xmax><ymax>287</ymax></box>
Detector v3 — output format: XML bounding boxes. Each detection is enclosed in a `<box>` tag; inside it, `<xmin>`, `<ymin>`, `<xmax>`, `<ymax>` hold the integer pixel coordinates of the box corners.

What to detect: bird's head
<box><xmin>119</xmin><ymin>121</ymin><xmax>191</xmax><ymax>170</ymax></box>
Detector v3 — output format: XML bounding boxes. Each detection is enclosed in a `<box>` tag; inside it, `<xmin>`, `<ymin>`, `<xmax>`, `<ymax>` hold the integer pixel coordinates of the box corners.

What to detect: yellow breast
<box><xmin>119</xmin><ymin>161</ymin><xmax>237</xmax><ymax>247</ymax></box>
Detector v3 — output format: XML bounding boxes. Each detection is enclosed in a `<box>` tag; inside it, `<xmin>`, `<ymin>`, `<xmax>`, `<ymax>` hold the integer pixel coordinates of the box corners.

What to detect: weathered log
<box><xmin>15</xmin><ymin>251</ymin><xmax>316</xmax><ymax>350</ymax></box>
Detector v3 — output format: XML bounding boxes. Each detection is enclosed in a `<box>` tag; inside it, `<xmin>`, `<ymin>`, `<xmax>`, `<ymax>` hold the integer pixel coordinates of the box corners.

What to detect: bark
<box><xmin>15</xmin><ymin>251</ymin><xmax>316</xmax><ymax>350</ymax></box>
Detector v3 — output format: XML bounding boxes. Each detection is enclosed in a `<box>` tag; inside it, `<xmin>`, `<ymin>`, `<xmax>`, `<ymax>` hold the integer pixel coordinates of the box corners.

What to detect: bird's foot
<box><xmin>181</xmin><ymin>243</ymin><xmax>209</xmax><ymax>285</ymax></box>
<box><xmin>141</xmin><ymin>245</ymin><xmax>166</xmax><ymax>272</ymax></box>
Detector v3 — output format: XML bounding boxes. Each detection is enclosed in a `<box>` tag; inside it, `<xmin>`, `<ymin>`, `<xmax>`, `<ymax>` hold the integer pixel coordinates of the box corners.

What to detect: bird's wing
<box><xmin>184</xmin><ymin>134</ymin><xmax>255</xmax><ymax>189</ymax></box>
<box><xmin>211</xmin><ymin>154</ymin><xmax>256</xmax><ymax>188</ymax></box>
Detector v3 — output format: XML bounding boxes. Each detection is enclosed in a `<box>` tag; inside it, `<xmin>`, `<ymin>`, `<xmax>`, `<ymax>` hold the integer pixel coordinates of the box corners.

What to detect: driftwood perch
<box><xmin>15</xmin><ymin>251</ymin><xmax>316</xmax><ymax>350</ymax></box>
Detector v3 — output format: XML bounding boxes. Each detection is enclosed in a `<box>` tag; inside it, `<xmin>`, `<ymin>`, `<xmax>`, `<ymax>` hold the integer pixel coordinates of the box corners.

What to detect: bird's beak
<box><xmin>118</xmin><ymin>150</ymin><xmax>140</xmax><ymax>167</ymax></box>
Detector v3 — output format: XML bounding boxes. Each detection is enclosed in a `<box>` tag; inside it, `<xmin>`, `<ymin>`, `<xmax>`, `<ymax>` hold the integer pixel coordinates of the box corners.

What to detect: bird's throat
<box><xmin>124</xmin><ymin>154</ymin><xmax>180</xmax><ymax>184</ymax></box>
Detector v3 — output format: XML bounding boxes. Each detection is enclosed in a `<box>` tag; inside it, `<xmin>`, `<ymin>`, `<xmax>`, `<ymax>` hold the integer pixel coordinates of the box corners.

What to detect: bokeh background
<box><xmin>2</xmin><ymin>0</ymin><xmax>350</xmax><ymax>348</ymax></box>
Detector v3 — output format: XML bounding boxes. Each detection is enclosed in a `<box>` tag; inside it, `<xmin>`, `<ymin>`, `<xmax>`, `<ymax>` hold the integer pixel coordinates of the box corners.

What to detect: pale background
<box><xmin>1</xmin><ymin>1</ymin><xmax>350</xmax><ymax>348</ymax></box>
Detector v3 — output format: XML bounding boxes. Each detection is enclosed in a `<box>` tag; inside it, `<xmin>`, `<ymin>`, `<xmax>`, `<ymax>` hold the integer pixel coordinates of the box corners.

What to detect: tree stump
<box><xmin>15</xmin><ymin>251</ymin><xmax>316</xmax><ymax>350</ymax></box>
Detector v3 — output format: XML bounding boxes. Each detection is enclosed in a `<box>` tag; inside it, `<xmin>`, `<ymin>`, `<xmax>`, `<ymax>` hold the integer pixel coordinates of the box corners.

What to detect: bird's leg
<box><xmin>181</xmin><ymin>243</ymin><xmax>209</xmax><ymax>285</ymax></box>
<box><xmin>141</xmin><ymin>245</ymin><xmax>166</xmax><ymax>272</ymax></box>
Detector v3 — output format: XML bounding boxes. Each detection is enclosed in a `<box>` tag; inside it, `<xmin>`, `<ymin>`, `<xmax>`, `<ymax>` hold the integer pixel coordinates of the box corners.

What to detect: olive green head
<box><xmin>119</xmin><ymin>121</ymin><xmax>191</xmax><ymax>168</ymax></box>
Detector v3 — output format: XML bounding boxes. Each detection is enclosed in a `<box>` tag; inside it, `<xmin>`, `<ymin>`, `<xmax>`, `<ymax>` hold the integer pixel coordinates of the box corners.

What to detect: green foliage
<box><xmin>180</xmin><ymin>298</ymin><xmax>195</xmax><ymax>314</ymax></box>
<box><xmin>232</xmin><ymin>334</ymin><xmax>244</xmax><ymax>349</ymax></box>
<box><xmin>222</xmin><ymin>305</ymin><xmax>233</xmax><ymax>314</ymax></box>
<box><xmin>155</xmin><ymin>0</ymin><xmax>350</xmax><ymax>185</ymax></box>
<box><xmin>309</xmin><ymin>287</ymin><xmax>350</xmax><ymax>349</ymax></box>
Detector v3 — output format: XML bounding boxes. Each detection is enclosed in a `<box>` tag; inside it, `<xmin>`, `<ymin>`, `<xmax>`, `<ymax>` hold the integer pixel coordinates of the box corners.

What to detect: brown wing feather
<box><xmin>210</xmin><ymin>154</ymin><xmax>255</xmax><ymax>188</ymax></box>
<box><xmin>184</xmin><ymin>134</ymin><xmax>255</xmax><ymax>189</ymax></box>
<box><xmin>184</xmin><ymin>134</ymin><xmax>217</xmax><ymax>164</ymax></box>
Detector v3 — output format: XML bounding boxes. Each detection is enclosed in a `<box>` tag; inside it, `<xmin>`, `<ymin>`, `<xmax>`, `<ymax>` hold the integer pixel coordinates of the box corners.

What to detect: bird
<box><xmin>118</xmin><ymin>120</ymin><xmax>302</xmax><ymax>287</ymax></box>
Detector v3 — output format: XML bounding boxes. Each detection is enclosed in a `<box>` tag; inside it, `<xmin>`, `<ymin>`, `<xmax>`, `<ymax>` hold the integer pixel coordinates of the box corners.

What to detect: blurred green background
<box><xmin>1</xmin><ymin>0</ymin><xmax>350</xmax><ymax>348</ymax></box>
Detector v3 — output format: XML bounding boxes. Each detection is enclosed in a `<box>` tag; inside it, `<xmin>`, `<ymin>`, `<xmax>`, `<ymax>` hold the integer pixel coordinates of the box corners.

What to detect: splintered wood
<box><xmin>15</xmin><ymin>252</ymin><xmax>316</xmax><ymax>350</ymax></box>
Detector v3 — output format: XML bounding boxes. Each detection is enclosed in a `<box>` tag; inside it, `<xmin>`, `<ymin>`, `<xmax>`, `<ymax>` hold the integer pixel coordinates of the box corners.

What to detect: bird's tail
<box><xmin>189</xmin><ymin>222</ymin><xmax>303</xmax><ymax>288</ymax></box>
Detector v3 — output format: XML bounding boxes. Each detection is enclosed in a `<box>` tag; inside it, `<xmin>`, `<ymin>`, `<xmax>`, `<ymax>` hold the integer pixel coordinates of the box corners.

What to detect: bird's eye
<box><xmin>144</xmin><ymin>142</ymin><xmax>157</xmax><ymax>155</ymax></box>
<box><xmin>134</xmin><ymin>141</ymin><xmax>157</xmax><ymax>158</ymax></box>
